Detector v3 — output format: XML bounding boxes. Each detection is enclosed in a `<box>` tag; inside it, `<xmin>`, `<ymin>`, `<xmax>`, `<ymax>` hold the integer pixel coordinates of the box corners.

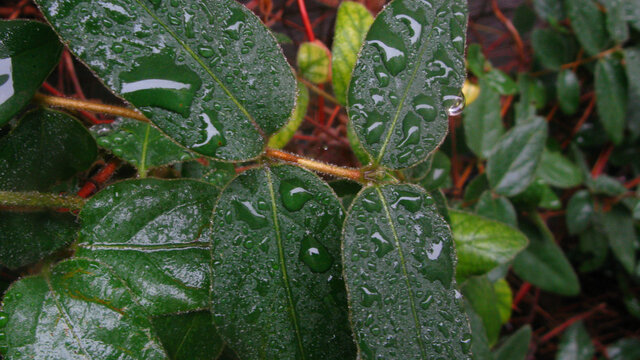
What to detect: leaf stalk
<box><xmin>0</xmin><ymin>191</ymin><xmax>85</xmax><ymax>211</ymax></box>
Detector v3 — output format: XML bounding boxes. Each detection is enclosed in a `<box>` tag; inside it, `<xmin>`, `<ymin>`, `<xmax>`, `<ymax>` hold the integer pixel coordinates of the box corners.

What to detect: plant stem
<box><xmin>33</xmin><ymin>93</ymin><xmax>149</xmax><ymax>122</ymax></box>
<box><xmin>298</xmin><ymin>77</ymin><xmax>339</xmax><ymax>105</ymax></box>
<box><xmin>296</xmin><ymin>0</ymin><xmax>315</xmax><ymax>42</ymax></box>
<box><xmin>266</xmin><ymin>148</ymin><xmax>363</xmax><ymax>181</ymax></box>
<box><xmin>531</xmin><ymin>46</ymin><xmax>623</xmax><ymax>77</ymax></box>
<box><xmin>0</xmin><ymin>191</ymin><xmax>85</xmax><ymax>211</ymax></box>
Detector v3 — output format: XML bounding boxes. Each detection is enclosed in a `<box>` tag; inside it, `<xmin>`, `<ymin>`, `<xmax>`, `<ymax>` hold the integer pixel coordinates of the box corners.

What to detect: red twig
<box><xmin>562</xmin><ymin>94</ymin><xmax>596</xmax><ymax>148</ymax></box>
<box><xmin>77</xmin><ymin>161</ymin><xmax>118</xmax><ymax>198</ymax></box>
<box><xmin>501</xmin><ymin>95</ymin><xmax>513</xmax><ymax>118</ymax></box>
<box><xmin>326</xmin><ymin>105</ymin><xmax>341</xmax><ymax>128</ymax></box>
<box><xmin>624</xmin><ymin>176</ymin><xmax>640</xmax><ymax>190</ymax></box>
<box><xmin>538</xmin><ymin>303</ymin><xmax>607</xmax><ymax>344</ymax></box>
<box><xmin>297</xmin><ymin>0</ymin><xmax>315</xmax><ymax>41</ymax></box>
<box><xmin>591</xmin><ymin>144</ymin><xmax>614</xmax><ymax>178</ymax></box>
<box><xmin>512</xmin><ymin>282</ymin><xmax>532</xmax><ymax>310</ymax></box>
<box><xmin>491</xmin><ymin>0</ymin><xmax>526</xmax><ymax>66</ymax></box>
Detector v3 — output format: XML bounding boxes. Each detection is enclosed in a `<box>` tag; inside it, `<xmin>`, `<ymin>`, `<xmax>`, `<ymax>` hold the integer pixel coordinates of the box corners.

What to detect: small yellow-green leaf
<box><xmin>493</xmin><ymin>278</ymin><xmax>513</xmax><ymax>325</ymax></box>
<box><xmin>268</xmin><ymin>81</ymin><xmax>309</xmax><ymax>148</ymax></box>
<box><xmin>298</xmin><ymin>40</ymin><xmax>331</xmax><ymax>84</ymax></box>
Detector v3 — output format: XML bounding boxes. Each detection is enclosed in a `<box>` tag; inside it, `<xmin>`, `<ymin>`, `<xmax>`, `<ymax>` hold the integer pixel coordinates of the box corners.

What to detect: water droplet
<box><xmin>413</xmin><ymin>94</ymin><xmax>437</xmax><ymax>122</ymax></box>
<box><xmin>118</xmin><ymin>53</ymin><xmax>202</xmax><ymax>117</ymax></box>
<box><xmin>360</xmin><ymin>286</ymin><xmax>381</xmax><ymax>307</ymax></box>
<box><xmin>364</xmin><ymin>112</ymin><xmax>385</xmax><ymax>145</ymax></box>
<box><xmin>420</xmin><ymin>295</ymin><xmax>433</xmax><ymax>309</ymax></box>
<box><xmin>0</xmin><ymin>312</ymin><xmax>7</xmax><ymax>327</ymax></box>
<box><xmin>197</xmin><ymin>46</ymin><xmax>215</xmax><ymax>58</ymax></box>
<box><xmin>390</xmin><ymin>190</ymin><xmax>422</xmax><ymax>212</ymax></box>
<box><xmin>368</xmin><ymin>38</ymin><xmax>407</xmax><ymax>76</ymax></box>
<box><xmin>111</xmin><ymin>42</ymin><xmax>124</xmax><ymax>53</ymax></box>
<box><xmin>395</xmin><ymin>14</ymin><xmax>422</xmax><ymax>44</ymax></box>
<box><xmin>426</xmin><ymin>240</ymin><xmax>443</xmax><ymax>260</ymax></box>
<box><xmin>370</xmin><ymin>226</ymin><xmax>394</xmax><ymax>258</ymax></box>
<box><xmin>224</xmin><ymin>8</ymin><xmax>246</xmax><ymax>40</ymax></box>
<box><xmin>279</xmin><ymin>179</ymin><xmax>312</xmax><ymax>212</ymax></box>
<box><xmin>299</xmin><ymin>236</ymin><xmax>333</xmax><ymax>273</ymax></box>
<box><xmin>233</xmin><ymin>200</ymin><xmax>267</xmax><ymax>229</ymax></box>
<box><xmin>397</xmin><ymin>112</ymin><xmax>421</xmax><ymax>148</ymax></box>
<box><xmin>449</xmin><ymin>18</ymin><xmax>465</xmax><ymax>53</ymax></box>
<box><xmin>191</xmin><ymin>110</ymin><xmax>226</xmax><ymax>154</ymax></box>
<box><xmin>374</xmin><ymin>66</ymin><xmax>390</xmax><ymax>87</ymax></box>
<box><xmin>445</xmin><ymin>93</ymin><xmax>465</xmax><ymax>116</ymax></box>
<box><xmin>361</xmin><ymin>192</ymin><xmax>382</xmax><ymax>212</ymax></box>
<box><xmin>460</xmin><ymin>333</ymin><xmax>472</xmax><ymax>353</ymax></box>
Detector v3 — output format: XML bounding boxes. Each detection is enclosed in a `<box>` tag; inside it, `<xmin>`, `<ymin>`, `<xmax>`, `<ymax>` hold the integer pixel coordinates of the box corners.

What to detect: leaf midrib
<box><xmin>375</xmin><ymin>17</ymin><xmax>440</xmax><ymax>165</ymax></box>
<box><xmin>132</xmin><ymin>0</ymin><xmax>263</xmax><ymax>137</ymax></box>
<box><xmin>375</xmin><ymin>187</ymin><xmax>426</xmax><ymax>358</ymax></box>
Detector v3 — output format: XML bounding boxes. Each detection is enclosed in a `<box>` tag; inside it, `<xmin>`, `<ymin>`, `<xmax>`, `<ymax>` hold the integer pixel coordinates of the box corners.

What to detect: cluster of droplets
<box><xmin>0</xmin><ymin>309</ymin><xmax>8</xmax><ymax>355</ymax></box>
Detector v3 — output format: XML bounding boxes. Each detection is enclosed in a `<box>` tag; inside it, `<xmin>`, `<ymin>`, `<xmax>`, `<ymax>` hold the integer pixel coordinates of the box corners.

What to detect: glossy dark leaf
<box><xmin>625</xmin><ymin>47</ymin><xmax>640</xmax><ymax>140</ymax></box>
<box><xmin>533</xmin><ymin>0</ymin><xmax>564</xmax><ymax>21</ymax></box>
<box><xmin>600</xmin><ymin>0</ymin><xmax>629</xmax><ymax>43</ymax></box>
<box><xmin>450</xmin><ymin>210</ymin><xmax>527</xmax><ymax>281</ymax></box>
<box><xmin>566</xmin><ymin>190</ymin><xmax>594</xmax><ymax>235</ymax></box>
<box><xmin>475</xmin><ymin>191</ymin><xmax>517</xmax><ymax>227</ymax></box>
<box><xmin>599</xmin><ymin>206</ymin><xmax>637</xmax><ymax>274</ymax></box>
<box><xmin>331</xmin><ymin>1</ymin><xmax>374</xmax><ymax>105</ymax></box>
<box><xmin>595</xmin><ymin>57</ymin><xmax>628</xmax><ymax>144</ymax></box>
<box><xmin>92</xmin><ymin>118</ymin><xmax>195</xmax><ymax>176</ymax></box>
<box><xmin>209</xmin><ymin>165</ymin><xmax>354</xmax><ymax>359</ymax></box>
<box><xmin>297</xmin><ymin>40</ymin><xmax>331</xmax><ymax>84</ymax></box>
<box><xmin>77</xmin><ymin>179</ymin><xmax>218</xmax><ymax>315</ymax></box>
<box><xmin>487</xmin><ymin>116</ymin><xmax>548</xmax><ymax>197</ymax></box>
<box><xmin>588</xmin><ymin>174</ymin><xmax>628</xmax><ymax>196</ymax></box>
<box><xmin>462</xmin><ymin>276</ymin><xmax>501</xmax><ymax>346</ymax></box>
<box><xmin>494</xmin><ymin>325</ymin><xmax>531</xmax><ymax>360</ymax></box>
<box><xmin>0</xmin><ymin>258</ymin><xmax>167</xmax><ymax>359</ymax></box>
<box><xmin>0</xmin><ymin>109</ymin><xmax>97</xmax><ymax>191</ymax></box>
<box><xmin>464</xmin><ymin>80</ymin><xmax>503</xmax><ymax>159</ymax></box>
<box><xmin>536</xmin><ymin>148</ymin><xmax>583</xmax><ymax>188</ymax></box>
<box><xmin>0</xmin><ymin>211</ymin><xmax>76</xmax><ymax>269</ymax></box>
<box><xmin>0</xmin><ymin>20</ymin><xmax>62</xmax><ymax>125</ymax></box>
<box><xmin>531</xmin><ymin>29</ymin><xmax>577</xmax><ymax>70</ymax></box>
<box><xmin>430</xmin><ymin>188</ymin><xmax>450</xmax><ymax>223</ymax></box>
<box><xmin>418</xmin><ymin>151</ymin><xmax>451</xmax><ymax>191</ymax></box>
<box><xmin>268</xmin><ymin>81</ymin><xmax>309</xmax><ymax>149</ymax></box>
<box><xmin>556</xmin><ymin>70</ymin><xmax>580</xmax><ymax>115</ymax></box>
<box><xmin>329</xmin><ymin>179</ymin><xmax>362</xmax><ymax>209</ymax></box>
<box><xmin>37</xmin><ymin>0</ymin><xmax>296</xmax><ymax>161</ymax></box>
<box><xmin>556</xmin><ymin>321</ymin><xmax>594</xmax><ymax>360</ymax></box>
<box><xmin>180</xmin><ymin>159</ymin><xmax>236</xmax><ymax>189</ymax></box>
<box><xmin>512</xmin><ymin>215</ymin><xmax>580</xmax><ymax>296</ymax></box>
<box><xmin>485</xmin><ymin>69</ymin><xmax>517</xmax><ymax>95</ymax></box>
<box><xmin>348</xmin><ymin>0</ymin><xmax>468</xmax><ymax>168</ymax></box>
<box><xmin>343</xmin><ymin>185</ymin><xmax>471</xmax><ymax>359</ymax></box>
<box><xmin>466</xmin><ymin>43</ymin><xmax>487</xmax><ymax>78</ymax></box>
<box><xmin>152</xmin><ymin>311</ymin><xmax>224</xmax><ymax>360</ymax></box>
<box><xmin>565</xmin><ymin>0</ymin><xmax>610</xmax><ymax>56</ymax></box>
<box><xmin>464</xmin><ymin>301</ymin><xmax>492</xmax><ymax>360</ymax></box>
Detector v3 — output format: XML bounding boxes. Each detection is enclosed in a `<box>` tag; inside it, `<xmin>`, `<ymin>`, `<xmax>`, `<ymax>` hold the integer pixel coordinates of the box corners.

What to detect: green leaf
<box><xmin>430</xmin><ymin>188</ymin><xmax>451</xmax><ymax>223</ymax></box>
<box><xmin>0</xmin><ymin>212</ymin><xmax>77</xmax><ymax>269</ymax></box>
<box><xmin>449</xmin><ymin>210</ymin><xmax>528</xmax><ymax>281</ymax></box>
<box><xmin>625</xmin><ymin>2</ymin><xmax>640</xmax><ymax>31</ymax></box>
<box><xmin>418</xmin><ymin>151</ymin><xmax>451</xmax><ymax>191</ymax></box>
<box><xmin>487</xmin><ymin>116</ymin><xmax>548</xmax><ymax>197</ymax></box>
<box><xmin>464</xmin><ymin>80</ymin><xmax>504</xmax><ymax>159</ymax></box>
<box><xmin>515</xmin><ymin>74</ymin><xmax>547</xmax><ymax>119</ymax></box>
<box><xmin>209</xmin><ymin>165</ymin><xmax>355</xmax><ymax>359</ymax></box>
<box><xmin>268</xmin><ymin>81</ymin><xmax>309</xmax><ymax>149</ymax></box>
<box><xmin>77</xmin><ymin>179</ymin><xmax>218</xmax><ymax>315</ymax></box>
<box><xmin>464</xmin><ymin>301</ymin><xmax>493</xmax><ymax>360</ymax></box>
<box><xmin>578</xmin><ymin>227</ymin><xmax>609</xmax><ymax>272</ymax></box>
<box><xmin>588</xmin><ymin>174</ymin><xmax>627</xmax><ymax>196</ymax></box>
<box><xmin>347</xmin><ymin>120</ymin><xmax>372</xmax><ymax>165</ymax></box>
<box><xmin>599</xmin><ymin>206</ymin><xmax>637</xmax><ymax>274</ymax></box>
<box><xmin>329</xmin><ymin>179</ymin><xmax>362</xmax><ymax>209</ymax></box>
<box><xmin>510</xmin><ymin>178</ymin><xmax>546</xmax><ymax>209</ymax></box>
<box><xmin>152</xmin><ymin>311</ymin><xmax>224</xmax><ymax>360</ymax></box>
<box><xmin>595</xmin><ymin>57</ymin><xmax>628</xmax><ymax>144</ymax></box>
<box><xmin>566</xmin><ymin>190</ymin><xmax>594</xmax><ymax>235</ymax></box>
<box><xmin>0</xmin><ymin>259</ymin><xmax>167</xmax><ymax>359</ymax></box>
<box><xmin>297</xmin><ymin>41</ymin><xmax>331</xmax><ymax>84</ymax></box>
<box><xmin>485</xmin><ymin>69</ymin><xmax>517</xmax><ymax>95</ymax></box>
<box><xmin>556</xmin><ymin>321</ymin><xmax>594</xmax><ymax>360</ymax></box>
<box><xmin>493</xmin><ymin>278</ymin><xmax>513</xmax><ymax>325</ymax></box>
<box><xmin>331</xmin><ymin>1</ymin><xmax>374</xmax><ymax>105</ymax></box>
<box><xmin>565</xmin><ymin>0</ymin><xmax>610</xmax><ymax>56</ymax></box>
<box><xmin>343</xmin><ymin>185</ymin><xmax>471</xmax><ymax>359</ymax></box>
<box><xmin>513</xmin><ymin>4</ymin><xmax>536</xmax><ymax>34</ymax></box>
<box><xmin>556</xmin><ymin>69</ymin><xmax>580</xmax><ymax>115</ymax></box>
<box><xmin>474</xmin><ymin>191</ymin><xmax>517</xmax><ymax>227</ymax></box>
<box><xmin>533</xmin><ymin>0</ymin><xmax>564</xmax><ymax>21</ymax></box>
<box><xmin>494</xmin><ymin>326</ymin><xmax>531</xmax><ymax>360</ymax></box>
<box><xmin>180</xmin><ymin>159</ymin><xmax>236</xmax><ymax>189</ymax></box>
<box><xmin>600</xmin><ymin>0</ymin><xmax>629</xmax><ymax>43</ymax></box>
<box><xmin>607</xmin><ymin>338</ymin><xmax>640</xmax><ymax>360</ymax></box>
<box><xmin>531</xmin><ymin>29</ymin><xmax>577</xmax><ymax>70</ymax></box>
<box><xmin>0</xmin><ymin>109</ymin><xmax>97</xmax><ymax>191</ymax></box>
<box><xmin>467</xmin><ymin>43</ymin><xmax>487</xmax><ymax>78</ymax></box>
<box><xmin>536</xmin><ymin>148</ymin><xmax>583</xmax><ymax>188</ymax></box>
<box><xmin>539</xmin><ymin>184</ymin><xmax>562</xmax><ymax>209</ymax></box>
<box><xmin>512</xmin><ymin>215</ymin><xmax>580</xmax><ymax>296</ymax></box>
<box><xmin>348</xmin><ymin>0</ymin><xmax>468</xmax><ymax>169</ymax></box>
<box><xmin>462</xmin><ymin>276</ymin><xmax>501</xmax><ymax>346</ymax></box>
<box><xmin>464</xmin><ymin>174</ymin><xmax>489</xmax><ymax>203</ymax></box>
<box><xmin>625</xmin><ymin>47</ymin><xmax>640</xmax><ymax>140</ymax></box>
<box><xmin>0</xmin><ymin>20</ymin><xmax>62</xmax><ymax>125</ymax></box>
<box><xmin>37</xmin><ymin>0</ymin><xmax>296</xmax><ymax>162</ymax></box>
<box><xmin>92</xmin><ymin>118</ymin><xmax>195</xmax><ymax>177</ymax></box>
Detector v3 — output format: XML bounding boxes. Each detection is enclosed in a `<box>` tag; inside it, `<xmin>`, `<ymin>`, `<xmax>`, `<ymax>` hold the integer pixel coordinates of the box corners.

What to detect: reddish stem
<box><xmin>512</xmin><ymin>282</ymin><xmax>532</xmax><ymax>310</ymax></box>
<box><xmin>591</xmin><ymin>144</ymin><xmax>614</xmax><ymax>178</ymax></box>
<box><xmin>77</xmin><ymin>161</ymin><xmax>118</xmax><ymax>198</ymax></box>
<box><xmin>538</xmin><ymin>303</ymin><xmax>606</xmax><ymax>344</ymax></box>
<box><xmin>297</xmin><ymin>0</ymin><xmax>315</xmax><ymax>41</ymax></box>
<box><xmin>562</xmin><ymin>94</ymin><xmax>596</xmax><ymax>148</ymax></box>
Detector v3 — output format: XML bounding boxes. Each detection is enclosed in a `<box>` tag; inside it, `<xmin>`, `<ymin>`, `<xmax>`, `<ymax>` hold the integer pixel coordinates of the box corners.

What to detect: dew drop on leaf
<box><xmin>233</xmin><ymin>199</ymin><xmax>267</xmax><ymax>229</ymax></box>
<box><xmin>299</xmin><ymin>236</ymin><xmax>333</xmax><ymax>273</ymax></box>
<box><xmin>279</xmin><ymin>179</ymin><xmax>312</xmax><ymax>212</ymax></box>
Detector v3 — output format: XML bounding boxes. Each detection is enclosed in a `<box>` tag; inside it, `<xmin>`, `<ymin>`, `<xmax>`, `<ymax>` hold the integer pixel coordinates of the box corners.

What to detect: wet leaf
<box><xmin>348</xmin><ymin>0</ymin><xmax>468</xmax><ymax>169</ymax></box>
<box><xmin>92</xmin><ymin>118</ymin><xmax>195</xmax><ymax>177</ymax></box>
<box><xmin>329</xmin><ymin>179</ymin><xmax>362</xmax><ymax>209</ymax></box>
<box><xmin>599</xmin><ymin>206</ymin><xmax>637</xmax><ymax>274</ymax></box>
<box><xmin>0</xmin><ymin>258</ymin><xmax>167</xmax><ymax>359</ymax></box>
<box><xmin>209</xmin><ymin>165</ymin><xmax>355</xmax><ymax>359</ymax></box>
<box><xmin>487</xmin><ymin>116</ymin><xmax>548</xmax><ymax>197</ymax></box>
<box><xmin>556</xmin><ymin>321</ymin><xmax>594</xmax><ymax>360</ymax></box>
<box><xmin>331</xmin><ymin>1</ymin><xmax>374</xmax><ymax>105</ymax></box>
<box><xmin>464</xmin><ymin>301</ymin><xmax>493</xmax><ymax>360</ymax></box>
<box><xmin>152</xmin><ymin>311</ymin><xmax>224</xmax><ymax>360</ymax></box>
<box><xmin>566</xmin><ymin>190</ymin><xmax>594</xmax><ymax>235</ymax></box>
<box><xmin>556</xmin><ymin>70</ymin><xmax>580</xmax><ymax>115</ymax></box>
<box><xmin>531</xmin><ymin>29</ymin><xmax>577</xmax><ymax>70</ymax></box>
<box><xmin>494</xmin><ymin>325</ymin><xmax>531</xmax><ymax>360</ymax></box>
<box><xmin>297</xmin><ymin>40</ymin><xmax>331</xmax><ymax>84</ymax></box>
<box><xmin>565</xmin><ymin>0</ymin><xmax>610</xmax><ymax>56</ymax></box>
<box><xmin>347</xmin><ymin>120</ymin><xmax>372</xmax><ymax>165</ymax></box>
<box><xmin>77</xmin><ymin>179</ymin><xmax>218</xmax><ymax>315</ymax></box>
<box><xmin>595</xmin><ymin>57</ymin><xmax>628</xmax><ymax>144</ymax></box>
<box><xmin>536</xmin><ymin>148</ymin><xmax>583</xmax><ymax>188</ymax></box>
<box><xmin>417</xmin><ymin>151</ymin><xmax>451</xmax><ymax>191</ymax></box>
<box><xmin>268</xmin><ymin>81</ymin><xmax>309</xmax><ymax>149</ymax></box>
<box><xmin>512</xmin><ymin>215</ymin><xmax>580</xmax><ymax>296</ymax></box>
<box><xmin>0</xmin><ymin>109</ymin><xmax>97</xmax><ymax>191</ymax></box>
<box><xmin>37</xmin><ymin>0</ymin><xmax>296</xmax><ymax>161</ymax></box>
<box><xmin>180</xmin><ymin>159</ymin><xmax>236</xmax><ymax>189</ymax></box>
<box><xmin>449</xmin><ymin>210</ymin><xmax>528</xmax><ymax>281</ymax></box>
<box><xmin>343</xmin><ymin>185</ymin><xmax>471</xmax><ymax>359</ymax></box>
<box><xmin>462</xmin><ymin>276</ymin><xmax>501</xmax><ymax>346</ymax></box>
<box><xmin>463</xmin><ymin>80</ymin><xmax>504</xmax><ymax>159</ymax></box>
<box><xmin>474</xmin><ymin>191</ymin><xmax>517</xmax><ymax>227</ymax></box>
<box><xmin>0</xmin><ymin>20</ymin><xmax>62</xmax><ymax>125</ymax></box>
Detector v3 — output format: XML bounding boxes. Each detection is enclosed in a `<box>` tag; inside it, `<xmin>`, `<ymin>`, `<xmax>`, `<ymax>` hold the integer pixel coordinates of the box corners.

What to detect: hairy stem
<box><xmin>266</xmin><ymin>148</ymin><xmax>363</xmax><ymax>181</ymax></box>
<box><xmin>34</xmin><ymin>93</ymin><xmax>149</xmax><ymax>122</ymax></box>
<box><xmin>0</xmin><ymin>191</ymin><xmax>85</xmax><ymax>211</ymax></box>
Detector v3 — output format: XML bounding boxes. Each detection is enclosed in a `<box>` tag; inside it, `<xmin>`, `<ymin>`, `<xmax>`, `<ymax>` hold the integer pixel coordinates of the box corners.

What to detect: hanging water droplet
<box><xmin>445</xmin><ymin>93</ymin><xmax>465</xmax><ymax>116</ymax></box>
<box><xmin>299</xmin><ymin>236</ymin><xmax>333</xmax><ymax>273</ymax></box>
<box><xmin>279</xmin><ymin>179</ymin><xmax>312</xmax><ymax>212</ymax></box>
